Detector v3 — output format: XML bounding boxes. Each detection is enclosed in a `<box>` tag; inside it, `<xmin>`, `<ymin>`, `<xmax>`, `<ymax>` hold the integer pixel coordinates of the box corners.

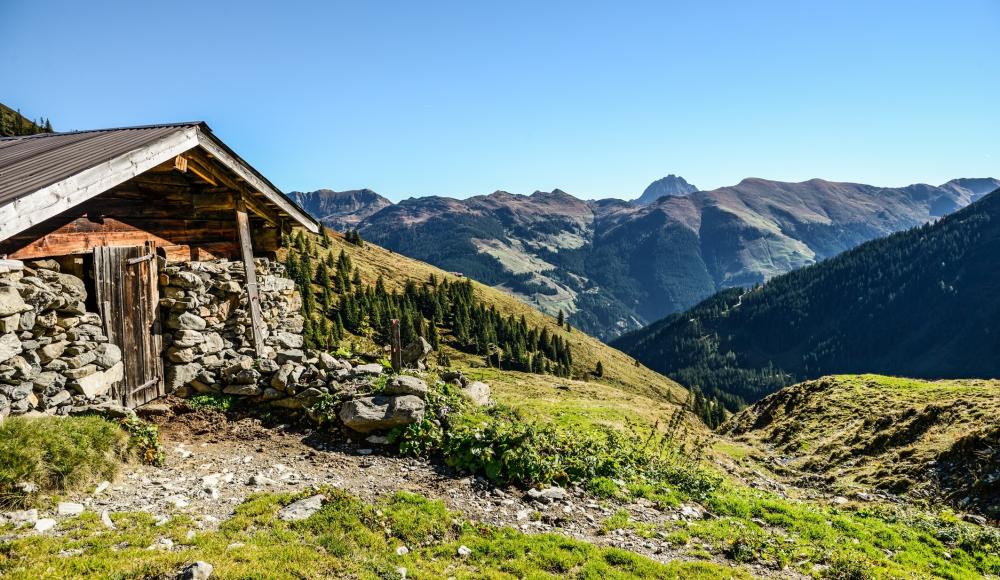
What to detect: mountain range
<box><xmin>612</xmin><ymin>184</ymin><xmax>1000</xmax><ymax>410</ymax></box>
<box><xmin>291</xmin><ymin>176</ymin><xmax>999</xmax><ymax>340</ymax></box>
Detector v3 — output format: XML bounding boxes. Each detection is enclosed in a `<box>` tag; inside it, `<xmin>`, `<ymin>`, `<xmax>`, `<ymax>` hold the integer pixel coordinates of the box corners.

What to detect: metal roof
<box><xmin>0</xmin><ymin>122</ymin><xmax>319</xmax><ymax>237</ymax></box>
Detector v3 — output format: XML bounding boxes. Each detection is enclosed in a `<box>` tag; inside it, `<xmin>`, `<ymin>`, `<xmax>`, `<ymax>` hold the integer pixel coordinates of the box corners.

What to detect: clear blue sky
<box><xmin>3</xmin><ymin>1</ymin><xmax>997</xmax><ymax>201</ymax></box>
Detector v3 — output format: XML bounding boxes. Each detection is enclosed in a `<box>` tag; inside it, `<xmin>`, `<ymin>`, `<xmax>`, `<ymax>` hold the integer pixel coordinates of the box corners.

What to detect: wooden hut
<box><xmin>0</xmin><ymin>122</ymin><xmax>319</xmax><ymax>407</ymax></box>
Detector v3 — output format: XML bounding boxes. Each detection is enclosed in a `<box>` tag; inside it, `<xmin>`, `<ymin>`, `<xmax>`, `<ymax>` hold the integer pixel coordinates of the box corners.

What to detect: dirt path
<box><xmin>55</xmin><ymin>401</ymin><xmax>787</xmax><ymax>577</ymax></box>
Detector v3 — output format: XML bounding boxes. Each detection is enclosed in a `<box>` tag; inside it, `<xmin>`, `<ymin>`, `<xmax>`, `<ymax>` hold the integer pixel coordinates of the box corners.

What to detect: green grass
<box><xmin>0</xmin><ymin>416</ymin><xmax>129</xmax><ymax>507</ymax></box>
<box><xmin>723</xmin><ymin>374</ymin><xmax>1000</xmax><ymax>514</ymax></box>
<box><xmin>0</xmin><ymin>489</ymin><xmax>747</xmax><ymax>579</ymax></box>
<box><xmin>186</xmin><ymin>393</ymin><xmax>236</xmax><ymax>412</ymax></box>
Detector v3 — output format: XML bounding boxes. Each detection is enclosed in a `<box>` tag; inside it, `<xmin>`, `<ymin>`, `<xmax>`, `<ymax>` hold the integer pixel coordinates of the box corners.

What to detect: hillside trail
<box><xmin>66</xmin><ymin>398</ymin><xmax>794</xmax><ymax>578</ymax></box>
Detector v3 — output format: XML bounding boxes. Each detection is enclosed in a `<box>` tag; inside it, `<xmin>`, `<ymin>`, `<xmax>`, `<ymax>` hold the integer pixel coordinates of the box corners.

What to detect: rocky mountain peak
<box><xmin>634</xmin><ymin>175</ymin><xmax>698</xmax><ymax>205</ymax></box>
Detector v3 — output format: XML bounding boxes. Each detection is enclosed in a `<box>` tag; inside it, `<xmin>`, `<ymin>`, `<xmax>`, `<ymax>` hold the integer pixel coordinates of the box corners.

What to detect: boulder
<box><xmin>461</xmin><ymin>381</ymin><xmax>492</xmax><ymax>406</ymax></box>
<box><xmin>401</xmin><ymin>337</ymin><xmax>433</xmax><ymax>366</ymax></box>
<box><xmin>339</xmin><ymin>395</ymin><xmax>425</xmax><ymax>433</ymax></box>
<box><xmin>384</xmin><ymin>375</ymin><xmax>429</xmax><ymax>399</ymax></box>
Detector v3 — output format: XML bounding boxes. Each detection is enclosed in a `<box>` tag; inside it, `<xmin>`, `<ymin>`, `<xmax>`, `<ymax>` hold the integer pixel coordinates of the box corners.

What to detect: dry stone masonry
<box><xmin>0</xmin><ymin>254</ymin><xmax>491</xmax><ymax>435</ymax></box>
<box><xmin>0</xmin><ymin>259</ymin><xmax>123</xmax><ymax>419</ymax></box>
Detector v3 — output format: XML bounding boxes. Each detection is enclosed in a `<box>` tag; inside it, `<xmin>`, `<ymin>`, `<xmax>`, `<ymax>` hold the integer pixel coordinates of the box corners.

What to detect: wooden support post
<box><xmin>235</xmin><ymin>195</ymin><xmax>267</xmax><ymax>355</ymax></box>
<box><xmin>390</xmin><ymin>319</ymin><xmax>402</xmax><ymax>372</ymax></box>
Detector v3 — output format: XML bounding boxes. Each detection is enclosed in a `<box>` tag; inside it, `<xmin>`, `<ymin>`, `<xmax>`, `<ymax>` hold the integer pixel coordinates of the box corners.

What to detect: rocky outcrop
<box><xmin>0</xmin><ymin>260</ymin><xmax>123</xmax><ymax>418</ymax></box>
<box><xmin>339</xmin><ymin>394</ymin><xmax>425</xmax><ymax>433</ymax></box>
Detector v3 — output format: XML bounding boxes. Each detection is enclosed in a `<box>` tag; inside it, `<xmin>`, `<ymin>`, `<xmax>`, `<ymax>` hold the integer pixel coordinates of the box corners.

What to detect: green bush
<box><xmin>0</xmin><ymin>416</ymin><xmax>129</xmax><ymax>506</ymax></box>
<box><xmin>120</xmin><ymin>415</ymin><xmax>165</xmax><ymax>466</ymax></box>
<box><xmin>187</xmin><ymin>393</ymin><xmax>235</xmax><ymax>412</ymax></box>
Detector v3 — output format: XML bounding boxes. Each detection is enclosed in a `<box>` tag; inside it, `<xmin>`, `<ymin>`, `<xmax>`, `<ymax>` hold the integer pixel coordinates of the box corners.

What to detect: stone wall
<box><xmin>159</xmin><ymin>258</ymin><xmax>301</xmax><ymax>396</ymax></box>
<box><xmin>0</xmin><ymin>260</ymin><xmax>123</xmax><ymax>420</ymax></box>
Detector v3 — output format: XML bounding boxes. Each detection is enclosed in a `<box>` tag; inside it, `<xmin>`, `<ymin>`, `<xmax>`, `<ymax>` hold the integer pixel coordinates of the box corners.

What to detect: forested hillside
<box><xmin>613</xmin><ymin>186</ymin><xmax>1000</xmax><ymax>411</ymax></box>
<box><xmin>276</xmin><ymin>227</ymin><xmax>691</xmax><ymax>405</ymax></box>
<box><xmin>0</xmin><ymin>103</ymin><xmax>53</xmax><ymax>136</ymax></box>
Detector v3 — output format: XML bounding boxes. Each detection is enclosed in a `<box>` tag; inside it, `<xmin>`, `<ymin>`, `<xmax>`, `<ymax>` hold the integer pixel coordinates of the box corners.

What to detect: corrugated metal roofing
<box><xmin>0</xmin><ymin>123</ymin><xmax>203</xmax><ymax>206</ymax></box>
<box><xmin>0</xmin><ymin>122</ymin><xmax>318</xmax><ymax>231</ymax></box>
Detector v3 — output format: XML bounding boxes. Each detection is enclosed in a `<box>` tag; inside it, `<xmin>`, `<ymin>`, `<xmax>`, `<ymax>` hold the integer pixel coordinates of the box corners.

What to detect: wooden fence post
<box><xmin>390</xmin><ymin>319</ymin><xmax>402</xmax><ymax>372</ymax></box>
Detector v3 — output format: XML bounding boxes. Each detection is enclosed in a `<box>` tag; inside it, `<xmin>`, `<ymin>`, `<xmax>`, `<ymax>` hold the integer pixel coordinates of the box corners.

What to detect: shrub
<box><xmin>0</xmin><ymin>416</ymin><xmax>129</xmax><ymax>506</ymax></box>
<box><xmin>120</xmin><ymin>415</ymin><xmax>165</xmax><ymax>467</ymax></box>
<box><xmin>187</xmin><ymin>393</ymin><xmax>235</xmax><ymax>412</ymax></box>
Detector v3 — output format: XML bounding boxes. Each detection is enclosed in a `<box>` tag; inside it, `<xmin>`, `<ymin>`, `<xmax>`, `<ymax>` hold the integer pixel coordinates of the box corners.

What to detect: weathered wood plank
<box><xmin>235</xmin><ymin>196</ymin><xmax>266</xmax><ymax>355</ymax></box>
<box><xmin>0</xmin><ymin>126</ymin><xmax>200</xmax><ymax>241</ymax></box>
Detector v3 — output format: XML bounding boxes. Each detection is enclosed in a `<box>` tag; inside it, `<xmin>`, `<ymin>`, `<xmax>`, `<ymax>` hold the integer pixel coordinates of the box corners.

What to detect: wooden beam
<box><xmin>195</xmin><ymin>128</ymin><xmax>319</xmax><ymax>233</ymax></box>
<box><xmin>183</xmin><ymin>150</ymin><xmax>281</xmax><ymax>227</ymax></box>
<box><xmin>235</xmin><ymin>195</ymin><xmax>267</xmax><ymax>355</ymax></box>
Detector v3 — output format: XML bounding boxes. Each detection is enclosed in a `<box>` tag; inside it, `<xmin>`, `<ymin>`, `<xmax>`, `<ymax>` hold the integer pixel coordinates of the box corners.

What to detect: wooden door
<box><xmin>93</xmin><ymin>244</ymin><xmax>164</xmax><ymax>408</ymax></box>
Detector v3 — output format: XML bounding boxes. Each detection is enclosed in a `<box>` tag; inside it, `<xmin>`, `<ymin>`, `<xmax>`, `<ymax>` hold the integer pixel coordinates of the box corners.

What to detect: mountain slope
<box><xmin>289</xmin><ymin>229</ymin><xmax>691</xmax><ymax>407</ymax></box>
<box><xmin>289</xmin><ymin>189</ymin><xmax>392</xmax><ymax>231</ymax></box>
<box><xmin>326</xmin><ymin>176</ymin><xmax>998</xmax><ymax>340</ymax></box>
<box><xmin>633</xmin><ymin>174</ymin><xmax>698</xmax><ymax>205</ymax></box>
<box><xmin>724</xmin><ymin>374</ymin><xmax>1000</xmax><ymax>518</ymax></box>
<box><xmin>612</xmin><ymin>186</ymin><xmax>1000</xmax><ymax>409</ymax></box>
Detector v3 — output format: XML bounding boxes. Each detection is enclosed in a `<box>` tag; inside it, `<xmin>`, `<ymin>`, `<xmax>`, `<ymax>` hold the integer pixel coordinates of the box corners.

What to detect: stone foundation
<box><xmin>0</xmin><ymin>259</ymin><xmax>123</xmax><ymax>419</ymax></box>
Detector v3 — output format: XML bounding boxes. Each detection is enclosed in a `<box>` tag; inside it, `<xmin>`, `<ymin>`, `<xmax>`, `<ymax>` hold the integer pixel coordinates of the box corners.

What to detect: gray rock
<box><xmin>34</xmin><ymin>518</ymin><xmax>57</xmax><ymax>533</ymax></box>
<box><xmin>167</xmin><ymin>347</ymin><xmax>200</xmax><ymax>364</ymax></box>
<box><xmin>276</xmin><ymin>349</ymin><xmax>305</xmax><ymax>364</ymax></box>
<box><xmin>64</xmin><ymin>364</ymin><xmax>98</xmax><ymax>380</ymax></box>
<box><xmin>527</xmin><ymin>486</ymin><xmax>567</xmax><ymax>502</ymax></box>
<box><xmin>70</xmin><ymin>362</ymin><xmax>123</xmax><ymax>399</ymax></box>
<box><xmin>274</xmin><ymin>332</ymin><xmax>303</xmax><ymax>349</ymax></box>
<box><xmin>278</xmin><ymin>494</ymin><xmax>325</xmax><ymax>522</ymax></box>
<box><xmin>401</xmin><ymin>336</ymin><xmax>433</xmax><ymax>366</ymax></box>
<box><xmin>64</xmin><ymin>350</ymin><xmax>97</xmax><ymax>369</ymax></box>
<box><xmin>168</xmin><ymin>312</ymin><xmax>207</xmax><ymax>331</ymax></box>
<box><xmin>271</xmin><ymin>363</ymin><xmax>296</xmax><ymax>390</ymax></box>
<box><xmin>19</xmin><ymin>311</ymin><xmax>36</xmax><ymax>331</ymax></box>
<box><xmin>179</xmin><ymin>561</ymin><xmax>214</xmax><ymax>580</ymax></box>
<box><xmin>166</xmin><ymin>363</ymin><xmax>202</xmax><ymax>390</ymax></box>
<box><xmin>353</xmin><ymin>363</ymin><xmax>383</xmax><ymax>376</ymax></box>
<box><xmin>0</xmin><ymin>333</ymin><xmax>21</xmax><ymax>364</ymax></box>
<box><xmin>44</xmin><ymin>389</ymin><xmax>72</xmax><ymax>408</ymax></box>
<box><xmin>339</xmin><ymin>395</ymin><xmax>426</xmax><ymax>433</ymax></box>
<box><xmin>35</xmin><ymin>310</ymin><xmax>58</xmax><ymax>328</ymax></box>
<box><xmin>0</xmin><ymin>287</ymin><xmax>30</xmax><ymax>316</ymax></box>
<box><xmin>172</xmin><ymin>329</ymin><xmax>205</xmax><ymax>348</ymax></box>
<box><xmin>222</xmin><ymin>384</ymin><xmax>262</xmax><ymax>396</ymax></box>
<box><xmin>54</xmin><ymin>273</ymin><xmax>87</xmax><ymax>301</ymax></box>
<box><xmin>172</xmin><ymin>271</ymin><xmax>204</xmax><ymax>290</ymax></box>
<box><xmin>38</xmin><ymin>340</ymin><xmax>67</xmax><ymax>363</ymax></box>
<box><xmin>461</xmin><ymin>381</ymin><xmax>492</xmax><ymax>406</ymax></box>
<box><xmin>0</xmin><ymin>314</ymin><xmax>19</xmax><ymax>333</ymax></box>
<box><xmin>94</xmin><ymin>343</ymin><xmax>122</xmax><ymax>369</ymax></box>
<box><xmin>200</xmin><ymin>332</ymin><xmax>224</xmax><ymax>354</ymax></box>
<box><xmin>384</xmin><ymin>375</ymin><xmax>429</xmax><ymax>399</ymax></box>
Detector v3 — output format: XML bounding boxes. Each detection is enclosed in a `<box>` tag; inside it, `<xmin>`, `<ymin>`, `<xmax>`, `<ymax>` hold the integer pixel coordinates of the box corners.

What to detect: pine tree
<box><xmin>557</xmin><ymin>310</ymin><xmax>564</xmax><ymax>327</ymax></box>
<box><xmin>595</xmin><ymin>360</ymin><xmax>604</xmax><ymax>377</ymax></box>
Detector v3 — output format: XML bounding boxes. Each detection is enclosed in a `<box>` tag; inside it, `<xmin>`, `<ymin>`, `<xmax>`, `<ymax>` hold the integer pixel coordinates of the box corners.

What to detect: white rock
<box><xmin>396</xmin><ymin>545</ymin><xmax>410</xmax><ymax>556</ymax></box>
<box><xmin>100</xmin><ymin>511</ymin><xmax>116</xmax><ymax>529</ymax></box>
<box><xmin>57</xmin><ymin>502</ymin><xmax>85</xmax><ymax>516</ymax></box>
<box><xmin>179</xmin><ymin>561</ymin><xmax>214</xmax><ymax>580</ymax></box>
<box><xmin>147</xmin><ymin>537</ymin><xmax>174</xmax><ymax>550</ymax></box>
<box><xmin>457</xmin><ymin>545</ymin><xmax>472</xmax><ymax>557</ymax></box>
<box><xmin>34</xmin><ymin>518</ymin><xmax>57</xmax><ymax>533</ymax></box>
<box><xmin>94</xmin><ymin>480</ymin><xmax>110</xmax><ymax>495</ymax></box>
